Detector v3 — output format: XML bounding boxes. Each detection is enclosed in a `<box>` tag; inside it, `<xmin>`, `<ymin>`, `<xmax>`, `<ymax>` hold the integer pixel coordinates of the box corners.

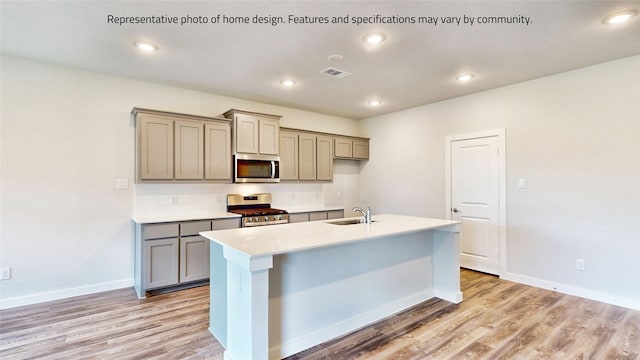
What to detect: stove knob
<box><xmin>254</xmin><ymin>217</ymin><xmax>259</xmax><ymax>222</ymax></box>
<box><xmin>264</xmin><ymin>216</ymin><xmax>270</xmax><ymax>221</ymax></box>
<box><xmin>275</xmin><ymin>215</ymin><xmax>281</xmax><ymax>221</ymax></box>
<box><xmin>246</xmin><ymin>218</ymin><xmax>252</xmax><ymax>223</ymax></box>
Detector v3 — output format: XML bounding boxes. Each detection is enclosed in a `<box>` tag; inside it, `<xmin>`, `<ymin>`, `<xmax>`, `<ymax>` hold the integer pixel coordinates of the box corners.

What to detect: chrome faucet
<box><xmin>352</xmin><ymin>204</ymin><xmax>372</xmax><ymax>224</ymax></box>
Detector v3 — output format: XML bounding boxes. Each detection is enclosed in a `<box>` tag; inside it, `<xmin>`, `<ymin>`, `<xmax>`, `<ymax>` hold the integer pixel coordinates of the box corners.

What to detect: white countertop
<box><xmin>200</xmin><ymin>214</ymin><xmax>460</xmax><ymax>258</ymax></box>
<box><xmin>132</xmin><ymin>205</ymin><xmax>344</xmax><ymax>224</ymax></box>
<box><xmin>284</xmin><ymin>205</ymin><xmax>344</xmax><ymax>213</ymax></box>
<box><xmin>132</xmin><ymin>212</ymin><xmax>241</xmax><ymax>224</ymax></box>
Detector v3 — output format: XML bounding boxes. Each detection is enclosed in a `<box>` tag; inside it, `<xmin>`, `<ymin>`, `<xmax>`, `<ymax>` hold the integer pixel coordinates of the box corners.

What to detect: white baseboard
<box><xmin>434</xmin><ymin>289</ymin><xmax>464</xmax><ymax>304</ymax></box>
<box><xmin>0</xmin><ymin>278</ymin><xmax>134</xmax><ymax>310</ymax></box>
<box><xmin>502</xmin><ymin>272</ymin><xmax>640</xmax><ymax>311</ymax></box>
<box><xmin>270</xmin><ymin>289</ymin><xmax>435</xmax><ymax>359</ymax></box>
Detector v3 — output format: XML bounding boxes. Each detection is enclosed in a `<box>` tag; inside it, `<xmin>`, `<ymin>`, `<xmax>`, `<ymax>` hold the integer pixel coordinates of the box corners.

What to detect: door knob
<box><xmin>451</xmin><ymin>208</ymin><xmax>460</xmax><ymax>213</ymax></box>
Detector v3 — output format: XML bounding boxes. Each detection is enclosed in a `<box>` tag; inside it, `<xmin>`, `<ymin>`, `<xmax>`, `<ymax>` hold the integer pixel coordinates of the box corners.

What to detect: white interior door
<box><xmin>448</xmin><ymin>133</ymin><xmax>503</xmax><ymax>275</ymax></box>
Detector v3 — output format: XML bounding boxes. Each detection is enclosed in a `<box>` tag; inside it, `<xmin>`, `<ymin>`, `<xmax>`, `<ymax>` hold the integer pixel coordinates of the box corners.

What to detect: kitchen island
<box><xmin>200</xmin><ymin>214</ymin><xmax>462</xmax><ymax>360</ymax></box>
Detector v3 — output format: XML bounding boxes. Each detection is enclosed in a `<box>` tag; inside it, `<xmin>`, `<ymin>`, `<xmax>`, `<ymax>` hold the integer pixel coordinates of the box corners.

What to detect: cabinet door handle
<box><xmin>451</xmin><ymin>208</ymin><xmax>460</xmax><ymax>213</ymax></box>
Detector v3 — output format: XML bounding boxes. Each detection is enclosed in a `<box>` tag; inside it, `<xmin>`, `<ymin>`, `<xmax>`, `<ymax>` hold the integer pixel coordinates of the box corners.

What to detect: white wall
<box><xmin>0</xmin><ymin>56</ymin><xmax>363</xmax><ymax>308</ymax></box>
<box><xmin>3</xmin><ymin>54</ymin><xmax>638</xmax><ymax>310</ymax></box>
<box><xmin>360</xmin><ymin>55</ymin><xmax>640</xmax><ymax>309</ymax></box>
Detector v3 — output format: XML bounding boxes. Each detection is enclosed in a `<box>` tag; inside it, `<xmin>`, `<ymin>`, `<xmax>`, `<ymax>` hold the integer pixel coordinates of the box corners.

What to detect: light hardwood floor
<box><xmin>1</xmin><ymin>270</ymin><xmax>638</xmax><ymax>359</ymax></box>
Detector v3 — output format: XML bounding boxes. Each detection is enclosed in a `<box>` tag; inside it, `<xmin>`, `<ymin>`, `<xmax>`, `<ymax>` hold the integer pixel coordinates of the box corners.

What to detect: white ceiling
<box><xmin>2</xmin><ymin>1</ymin><xmax>639</xmax><ymax>119</ymax></box>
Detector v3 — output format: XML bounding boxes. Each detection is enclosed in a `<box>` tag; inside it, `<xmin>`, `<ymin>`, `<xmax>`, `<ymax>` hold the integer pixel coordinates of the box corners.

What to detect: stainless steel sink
<box><xmin>327</xmin><ymin>219</ymin><xmax>376</xmax><ymax>225</ymax></box>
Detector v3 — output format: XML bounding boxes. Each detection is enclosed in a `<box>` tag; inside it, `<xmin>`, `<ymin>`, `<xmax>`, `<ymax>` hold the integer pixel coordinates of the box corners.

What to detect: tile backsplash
<box><xmin>134</xmin><ymin>182</ymin><xmax>328</xmax><ymax>218</ymax></box>
<box><xmin>133</xmin><ymin>161</ymin><xmax>360</xmax><ymax>218</ymax></box>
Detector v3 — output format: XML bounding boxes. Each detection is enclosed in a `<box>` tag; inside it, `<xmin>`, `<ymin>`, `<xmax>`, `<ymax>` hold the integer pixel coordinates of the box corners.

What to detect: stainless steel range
<box><xmin>227</xmin><ymin>193</ymin><xmax>289</xmax><ymax>227</ymax></box>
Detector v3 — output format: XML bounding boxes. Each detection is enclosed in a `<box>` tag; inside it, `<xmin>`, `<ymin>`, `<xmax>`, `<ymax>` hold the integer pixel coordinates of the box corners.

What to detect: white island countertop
<box><xmin>200</xmin><ymin>214</ymin><xmax>460</xmax><ymax>258</ymax></box>
<box><xmin>205</xmin><ymin>213</ymin><xmax>463</xmax><ymax>360</ymax></box>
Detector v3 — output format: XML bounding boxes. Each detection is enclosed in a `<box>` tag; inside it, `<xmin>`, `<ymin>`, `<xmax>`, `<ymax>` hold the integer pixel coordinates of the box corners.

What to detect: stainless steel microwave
<box><xmin>234</xmin><ymin>154</ymin><xmax>280</xmax><ymax>183</ymax></box>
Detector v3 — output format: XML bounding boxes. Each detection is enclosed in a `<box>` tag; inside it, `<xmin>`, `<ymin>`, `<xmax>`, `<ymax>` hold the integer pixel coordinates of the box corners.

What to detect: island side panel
<box><xmin>224</xmin><ymin>247</ymin><xmax>274</xmax><ymax>360</ymax></box>
<box><xmin>209</xmin><ymin>241</ymin><xmax>227</xmax><ymax>348</ymax></box>
<box><xmin>268</xmin><ymin>231</ymin><xmax>435</xmax><ymax>359</ymax></box>
<box><xmin>432</xmin><ymin>224</ymin><xmax>463</xmax><ymax>303</ymax></box>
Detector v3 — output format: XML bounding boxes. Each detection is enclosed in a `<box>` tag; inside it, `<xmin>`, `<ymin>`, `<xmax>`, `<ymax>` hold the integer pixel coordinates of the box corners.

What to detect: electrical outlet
<box><xmin>518</xmin><ymin>178</ymin><xmax>526</xmax><ymax>189</ymax></box>
<box><xmin>576</xmin><ymin>258</ymin><xmax>585</xmax><ymax>271</ymax></box>
<box><xmin>0</xmin><ymin>267</ymin><xmax>11</xmax><ymax>280</ymax></box>
<box><xmin>115</xmin><ymin>178</ymin><xmax>129</xmax><ymax>189</ymax></box>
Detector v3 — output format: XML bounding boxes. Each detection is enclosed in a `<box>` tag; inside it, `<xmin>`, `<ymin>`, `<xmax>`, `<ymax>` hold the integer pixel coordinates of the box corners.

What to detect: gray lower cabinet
<box><xmin>289</xmin><ymin>213</ymin><xmax>310</xmax><ymax>223</ymax></box>
<box><xmin>179</xmin><ymin>235</ymin><xmax>209</xmax><ymax>283</ymax></box>
<box><xmin>289</xmin><ymin>209</ymin><xmax>344</xmax><ymax>223</ymax></box>
<box><xmin>309</xmin><ymin>211</ymin><xmax>328</xmax><ymax>221</ymax></box>
<box><xmin>327</xmin><ymin>210</ymin><xmax>344</xmax><ymax>219</ymax></box>
<box><xmin>144</xmin><ymin>237</ymin><xmax>179</xmax><ymax>289</ymax></box>
<box><xmin>135</xmin><ymin>217</ymin><xmax>241</xmax><ymax>298</ymax></box>
<box><xmin>178</xmin><ymin>219</ymin><xmax>212</xmax><ymax>283</ymax></box>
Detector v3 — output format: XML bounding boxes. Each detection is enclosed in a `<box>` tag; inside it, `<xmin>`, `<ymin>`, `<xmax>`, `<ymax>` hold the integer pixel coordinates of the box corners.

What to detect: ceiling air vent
<box><xmin>321</xmin><ymin>67</ymin><xmax>352</xmax><ymax>78</ymax></box>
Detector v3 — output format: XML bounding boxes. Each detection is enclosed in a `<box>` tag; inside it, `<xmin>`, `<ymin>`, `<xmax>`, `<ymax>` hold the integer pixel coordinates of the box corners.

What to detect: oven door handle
<box><xmin>271</xmin><ymin>161</ymin><xmax>276</xmax><ymax>179</ymax></box>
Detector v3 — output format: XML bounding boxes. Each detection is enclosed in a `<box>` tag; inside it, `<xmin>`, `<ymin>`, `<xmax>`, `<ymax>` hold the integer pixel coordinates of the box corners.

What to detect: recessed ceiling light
<box><xmin>368</xmin><ymin>100</ymin><xmax>382</xmax><ymax>107</ymax></box>
<box><xmin>603</xmin><ymin>9</ymin><xmax>638</xmax><ymax>24</ymax></box>
<box><xmin>281</xmin><ymin>79</ymin><xmax>296</xmax><ymax>87</ymax></box>
<box><xmin>133</xmin><ymin>41</ymin><xmax>158</xmax><ymax>52</ymax></box>
<box><xmin>456</xmin><ymin>73</ymin><xmax>474</xmax><ymax>82</ymax></box>
<box><xmin>364</xmin><ymin>33</ymin><xmax>386</xmax><ymax>44</ymax></box>
<box><xmin>327</xmin><ymin>54</ymin><xmax>344</xmax><ymax>62</ymax></box>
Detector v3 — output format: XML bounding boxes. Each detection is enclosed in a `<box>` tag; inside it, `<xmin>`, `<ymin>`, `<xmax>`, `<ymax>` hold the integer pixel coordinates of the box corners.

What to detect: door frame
<box><xmin>445</xmin><ymin>128</ymin><xmax>507</xmax><ymax>276</ymax></box>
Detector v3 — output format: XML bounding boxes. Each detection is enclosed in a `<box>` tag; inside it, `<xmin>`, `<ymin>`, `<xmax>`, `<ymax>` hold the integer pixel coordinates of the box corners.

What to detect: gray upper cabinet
<box><xmin>317</xmin><ymin>135</ymin><xmax>333</xmax><ymax>181</ymax></box>
<box><xmin>279</xmin><ymin>130</ymin><xmax>299</xmax><ymax>181</ymax></box>
<box><xmin>175</xmin><ymin>119</ymin><xmax>205</xmax><ymax>180</ymax></box>
<box><xmin>299</xmin><ymin>133</ymin><xmax>317</xmax><ymax>180</ymax></box>
<box><xmin>134</xmin><ymin>107</ymin><xmax>369</xmax><ymax>184</ymax></box>
<box><xmin>233</xmin><ymin>113</ymin><xmax>259</xmax><ymax>154</ymax></box>
<box><xmin>205</xmin><ymin>122</ymin><xmax>232</xmax><ymax>180</ymax></box>
<box><xmin>334</xmin><ymin>137</ymin><xmax>353</xmax><ymax>158</ymax></box>
<box><xmin>133</xmin><ymin>108</ymin><xmax>232</xmax><ymax>183</ymax></box>
<box><xmin>353</xmin><ymin>139</ymin><xmax>369</xmax><ymax>159</ymax></box>
<box><xmin>224</xmin><ymin>109</ymin><xmax>281</xmax><ymax>155</ymax></box>
<box><xmin>259</xmin><ymin>117</ymin><xmax>280</xmax><ymax>155</ymax></box>
<box><xmin>280</xmin><ymin>129</ymin><xmax>352</xmax><ymax>182</ymax></box>
<box><xmin>334</xmin><ymin>136</ymin><xmax>370</xmax><ymax>160</ymax></box>
<box><xmin>280</xmin><ymin>130</ymin><xmax>321</xmax><ymax>181</ymax></box>
<box><xmin>138</xmin><ymin>114</ymin><xmax>174</xmax><ymax>180</ymax></box>
<box><xmin>279</xmin><ymin>130</ymin><xmax>319</xmax><ymax>181</ymax></box>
